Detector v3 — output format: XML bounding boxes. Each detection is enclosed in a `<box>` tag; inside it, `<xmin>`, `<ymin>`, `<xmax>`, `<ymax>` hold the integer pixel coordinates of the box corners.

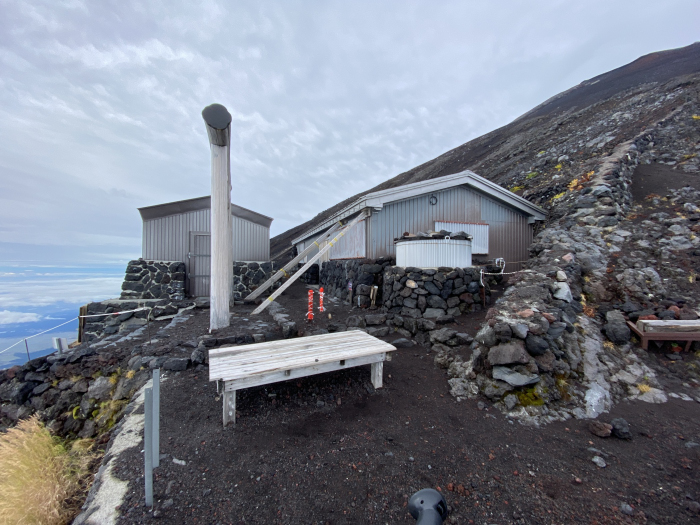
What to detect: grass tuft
<box><xmin>637</xmin><ymin>384</ymin><xmax>651</xmax><ymax>394</ymax></box>
<box><xmin>0</xmin><ymin>416</ymin><xmax>93</xmax><ymax>524</ymax></box>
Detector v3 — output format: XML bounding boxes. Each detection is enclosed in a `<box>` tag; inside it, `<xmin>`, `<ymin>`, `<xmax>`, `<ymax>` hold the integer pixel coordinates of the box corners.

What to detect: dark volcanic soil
<box><xmin>110</xmin><ymin>283</ymin><xmax>700</xmax><ymax>525</ymax></box>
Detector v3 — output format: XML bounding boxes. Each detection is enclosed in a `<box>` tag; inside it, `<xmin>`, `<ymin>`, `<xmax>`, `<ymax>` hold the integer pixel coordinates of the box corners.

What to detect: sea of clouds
<box><xmin>0</xmin><ymin>265</ymin><xmax>124</xmax><ymax>368</ymax></box>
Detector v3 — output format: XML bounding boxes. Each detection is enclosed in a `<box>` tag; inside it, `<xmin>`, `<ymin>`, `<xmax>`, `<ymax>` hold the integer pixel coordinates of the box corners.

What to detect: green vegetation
<box><xmin>516</xmin><ymin>386</ymin><xmax>545</xmax><ymax>406</ymax></box>
<box><xmin>94</xmin><ymin>400</ymin><xmax>127</xmax><ymax>431</ymax></box>
<box><xmin>526</xmin><ymin>171</ymin><xmax>538</xmax><ymax>179</ymax></box>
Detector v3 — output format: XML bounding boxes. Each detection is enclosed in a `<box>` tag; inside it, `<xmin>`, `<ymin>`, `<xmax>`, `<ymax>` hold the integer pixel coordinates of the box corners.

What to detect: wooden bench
<box><xmin>208</xmin><ymin>331</ymin><xmax>397</xmax><ymax>427</ymax></box>
<box><xmin>627</xmin><ymin>320</ymin><xmax>700</xmax><ymax>351</ymax></box>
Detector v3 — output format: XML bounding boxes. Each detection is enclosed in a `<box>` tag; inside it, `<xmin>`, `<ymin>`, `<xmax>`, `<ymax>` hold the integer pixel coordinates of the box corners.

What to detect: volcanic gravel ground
<box><xmin>110</xmin><ymin>285</ymin><xmax>700</xmax><ymax>524</ymax></box>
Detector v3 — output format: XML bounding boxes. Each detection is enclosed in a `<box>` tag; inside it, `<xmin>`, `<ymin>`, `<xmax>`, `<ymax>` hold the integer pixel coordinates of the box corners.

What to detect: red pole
<box><xmin>319</xmin><ymin>287</ymin><xmax>325</xmax><ymax>313</ymax></box>
<box><xmin>307</xmin><ymin>290</ymin><xmax>314</xmax><ymax>321</ymax></box>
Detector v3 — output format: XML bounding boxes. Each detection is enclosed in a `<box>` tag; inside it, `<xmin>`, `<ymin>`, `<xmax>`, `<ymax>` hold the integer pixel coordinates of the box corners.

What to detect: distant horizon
<box><xmin>0</xmin><ymin>264</ymin><xmax>125</xmax><ymax>368</ymax></box>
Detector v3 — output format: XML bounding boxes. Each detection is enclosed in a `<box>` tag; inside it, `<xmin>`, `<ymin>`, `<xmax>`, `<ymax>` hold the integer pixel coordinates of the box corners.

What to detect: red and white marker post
<box><xmin>307</xmin><ymin>290</ymin><xmax>314</xmax><ymax>321</ymax></box>
<box><xmin>319</xmin><ymin>287</ymin><xmax>325</xmax><ymax>313</ymax></box>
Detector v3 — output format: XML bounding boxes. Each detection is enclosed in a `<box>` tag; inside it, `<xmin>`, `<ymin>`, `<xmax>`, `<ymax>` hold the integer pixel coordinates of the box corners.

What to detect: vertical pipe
<box><xmin>152</xmin><ymin>369</ymin><xmax>160</xmax><ymax>468</ymax></box>
<box><xmin>144</xmin><ymin>387</ymin><xmax>153</xmax><ymax>507</ymax></box>
<box><xmin>24</xmin><ymin>339</ymin><xmax>30</xmax><ymax>363</ymax></box>
<box><xmin>202</xmin><ymin>103</ymin><xmax>233</xmax><ymax>331</ymax></box>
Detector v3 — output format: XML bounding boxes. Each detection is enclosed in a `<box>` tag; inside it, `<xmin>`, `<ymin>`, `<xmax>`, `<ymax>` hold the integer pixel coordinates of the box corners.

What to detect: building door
<box><xmin>188</xmin><ymin>231</ymin><xmax>211</xmax><ymax>297</ymax></box>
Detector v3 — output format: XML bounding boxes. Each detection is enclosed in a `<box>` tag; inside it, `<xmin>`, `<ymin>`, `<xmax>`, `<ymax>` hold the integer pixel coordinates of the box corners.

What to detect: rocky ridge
<box><xmin>441</xmin><ymin>84</ymin><xmax>700</xmax><ymax>422</ymax></box>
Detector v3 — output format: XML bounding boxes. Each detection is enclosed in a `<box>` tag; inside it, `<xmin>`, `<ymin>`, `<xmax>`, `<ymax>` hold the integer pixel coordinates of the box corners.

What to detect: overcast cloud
<box><xmin>1</xmin><ymin>0</ymin><xmax>698</xmax><ymax>265</ymax></box>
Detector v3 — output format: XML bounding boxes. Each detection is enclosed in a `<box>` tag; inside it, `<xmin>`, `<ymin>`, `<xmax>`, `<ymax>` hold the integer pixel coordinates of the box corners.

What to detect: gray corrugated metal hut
<box><xmin>138</xmin><ymin>196</ymin><xmax>273</xmax><ymax>296</ymax></box>
<box><xmin>291</xmin><ymin>170</ymin><xmax>546</xmax><ymax>271</ymax></box>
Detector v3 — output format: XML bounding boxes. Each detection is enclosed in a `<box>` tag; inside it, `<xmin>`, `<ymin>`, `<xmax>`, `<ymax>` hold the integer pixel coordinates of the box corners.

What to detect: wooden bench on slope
<box><xmin>209</xmin><ymin>331</ymin><xmax>397</xmax><ymax>427</ymax></box>
<box><xmin>627</xmin><ymin>319</ymin><xmax>700</xmax><ymax>351</ymax></box>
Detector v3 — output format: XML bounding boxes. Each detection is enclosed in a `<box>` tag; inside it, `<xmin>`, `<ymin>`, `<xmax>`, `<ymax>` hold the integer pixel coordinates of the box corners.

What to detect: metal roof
<box><xmin>291</xmin><ymin>170</ymin><xmax>546</xmax><ymax>244</ymax></box>
<box><xmin>138</xmin><ymin>196</ymin><xmax>273</xmax><ymax>228</ymax></box>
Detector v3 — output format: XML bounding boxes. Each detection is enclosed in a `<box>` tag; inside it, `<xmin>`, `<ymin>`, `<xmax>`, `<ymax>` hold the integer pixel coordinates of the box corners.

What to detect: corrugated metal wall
<box><xmin>369</xmin><ymin>186</ymin><xmax>480</xmax><ymax>258</ymax></box>
<box><xmin>480</xmin><ymin>198</ymin><xmax>532</xmax><ymax>271</ymax></box>
<box><xmin>368</xmin><ymin>185</ymin><xmax>532</xmax><ymax>268</ymax></box>
<box><xmin>142</xmin><ymin>208</ymin><xmax>211</xmax><ymax>263</ymax></box>
<box><xmin>232</xmin><ymin>217</ymin><xmax>269</xmax><ymax>261</ymax></box>
<box><xmin>330</xmin><ymin>218</ymin><xmax>366</xmax><ymax>259</ymax></box>
<box><xmin>142</xmin><ymin>209</ymin><xmax>270</xmax><ymax>295</ymax></box>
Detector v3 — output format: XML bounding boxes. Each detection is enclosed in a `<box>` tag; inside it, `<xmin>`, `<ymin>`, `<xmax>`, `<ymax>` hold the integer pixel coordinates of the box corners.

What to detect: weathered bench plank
<box><xmin>209</xmin><ymin>331</ymin><xmax>396</xmax><ymax>427</ymax></box>
<box><xmin>627</xmin><ymin>321</ymin><xmax>700</xmax><ymax>351</ymax></box>
<box><xmin>636</xmin><ymin>319</ymin><xmax>700</xmax><ymax>333</ymax></box>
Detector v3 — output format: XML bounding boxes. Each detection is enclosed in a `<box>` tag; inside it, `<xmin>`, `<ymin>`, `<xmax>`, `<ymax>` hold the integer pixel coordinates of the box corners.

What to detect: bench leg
<box><xmin>223</xmin><ymin>390</ymin><xmax>236</xmax><ymax>428</ymax></box>
<box><xmin>371</xmin><ymin>361</ymin><xmax>383</xmax><ymax>389</ymax></box>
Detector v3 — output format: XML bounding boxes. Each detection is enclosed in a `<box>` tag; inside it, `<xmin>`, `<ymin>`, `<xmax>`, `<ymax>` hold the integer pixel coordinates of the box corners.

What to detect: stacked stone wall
<box><xmin>233</xmin><ymin>261</ymin><xmax>279</xmax><ymax>301</ymax></box>
<box><xmin>318</xmin><ymin>258</ymin><xmax>394</xmax><ymax>307</ymax></box>
<box><xmin>120</xmin><ymin>259</ymin><xmax>185</xmax><ymax>301</ymax></box>
<box><xmin>382</xmin><ymin>265</ymin><xmax>502</xmax><ymax>319</ymax></box>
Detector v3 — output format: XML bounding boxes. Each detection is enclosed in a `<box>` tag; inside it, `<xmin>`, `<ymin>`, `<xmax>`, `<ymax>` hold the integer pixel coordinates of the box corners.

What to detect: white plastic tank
<box><xmin>395</xmin><ymin>238</ymin><xmax>472</xmax><ymax>268</ymax></box>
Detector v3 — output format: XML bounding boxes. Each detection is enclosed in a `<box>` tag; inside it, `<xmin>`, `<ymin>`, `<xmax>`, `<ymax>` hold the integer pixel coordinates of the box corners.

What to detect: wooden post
<box><xmin>223</xmin><ymin>389</ymin><xmax>236</xmax><ymax>427</ymax></box>
<box><xmin>370</xmin><ymin>361</ymin><xmax>383</xmax><ymax>389</ymax></box>
<box><xmin>202</xmin><ymin>103</ymin><xmax>233</xmax><ymax>331</ymax></box>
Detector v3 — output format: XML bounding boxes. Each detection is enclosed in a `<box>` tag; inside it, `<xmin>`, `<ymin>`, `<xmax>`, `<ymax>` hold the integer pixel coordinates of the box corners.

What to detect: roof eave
<box><xmin>291</xmin><ymin>170</ymin><xmax>546</xmax><ymax>244</ymax></box>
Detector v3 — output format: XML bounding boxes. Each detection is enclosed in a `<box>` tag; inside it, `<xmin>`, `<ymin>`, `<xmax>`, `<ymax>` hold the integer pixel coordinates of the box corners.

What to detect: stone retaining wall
<box><xmin>233</xmin><ymin>261</ymin><xmax>280</xmax><ymax>301</ymax></box>
<box><xmin>318</xmin><ymin>258</ymin><xmax>394</xmax><ymax>307</ymax></box>
<box><xmin>120</xmin><ymin>259</ymin><xmax>186</xmax><ymax>301</ymax></box>
<box><xmin>445</xmin><ymin>122</ymin><xmax>700</xmax><ymax>422</ymax></box>
<box><xmin>81</xmin><ymin>299</ymin><xmax>194</xmax><ymax>343</ymax></box>
<box><xmin>382</xmin><ymin>265</ymin><xmax>502</xmax><ymax>319</ymax></box>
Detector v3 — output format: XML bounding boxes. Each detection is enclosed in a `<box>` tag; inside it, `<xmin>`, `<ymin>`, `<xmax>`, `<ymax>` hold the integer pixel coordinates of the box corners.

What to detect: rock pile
<box><xmin>443</xmin><ymin>107</ymin><xmax>700</xmax><ymax>421</ymax></box>
<box><xmin>0</xmin><ymin>346</ymin><xmax>152</xmax><ymax>438</ymax></box>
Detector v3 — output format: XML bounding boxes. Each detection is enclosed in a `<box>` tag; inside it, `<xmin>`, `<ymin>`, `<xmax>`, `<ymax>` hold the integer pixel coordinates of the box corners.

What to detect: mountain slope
<box><xmin>270</xmin><ymin>41</ymin><xmax>700</xmax><ymax>259</ymax></box>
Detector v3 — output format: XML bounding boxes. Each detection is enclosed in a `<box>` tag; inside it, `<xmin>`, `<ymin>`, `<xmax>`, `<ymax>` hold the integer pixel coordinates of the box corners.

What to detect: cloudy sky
<box><xmin>1</xmin><ymin>0</ymin><xmax>699</xmax><ymax>266</ymax></box>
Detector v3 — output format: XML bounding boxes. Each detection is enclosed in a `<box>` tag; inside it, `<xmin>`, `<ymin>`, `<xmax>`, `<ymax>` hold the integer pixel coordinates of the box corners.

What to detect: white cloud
<box><xmin>0</xmin><ymin>276</ymin><xmax>123</xmax><ymax>308</ymax></box>
<box><xmin>0</xmin><ymin>311</ymin><xmax>42</xmax><ymax>325</ymax></box>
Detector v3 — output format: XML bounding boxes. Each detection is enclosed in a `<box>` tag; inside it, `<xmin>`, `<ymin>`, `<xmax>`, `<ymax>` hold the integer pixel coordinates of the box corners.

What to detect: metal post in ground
<box><xmin>147</xmin><ymin>309</ymin><xmax>152</xmax><ymax>347</ymax></box>
<box><xmin>24</xmin><ymin>339</ymin><xmax>30</xmax><ymax>363</ymax></box>
<box><xmin>152</xmin><ymin>369</ymin><xmax>160</xmax><ymax>468</ymax></box>
<box><xmin>144</xmin><ymin>387</ymin><xmax>153</xmax><ymax>507</ymax></box>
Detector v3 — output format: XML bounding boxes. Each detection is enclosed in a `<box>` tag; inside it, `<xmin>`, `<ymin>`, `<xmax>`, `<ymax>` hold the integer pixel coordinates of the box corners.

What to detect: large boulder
<box><xmin>423</xmin><ymin>308</ymin><xmax>447</xmax><ymax>319</ymax></box>
<box><xmin>525</xmin><ymin>334</ymin><xmax>550</xmax><ymax>356</ymax></box>
<box><xmin>604</xmin><ymin>310</ymin><xmax>631</xmax><ymax>344</ymax></box>
<box><xmin>429</xmin><ymin>328</ymin><xmax>458</xmax><ymax>344</ymax></box>
<box><xmin>364</xmin><ymin>314</ymin><xmax>387</xmax><ymax>326</ymax></box>
<box><xmin>87</xmin><ymin>376</ymin><xmax>113</xmax><ymax>401</ymax></box>
<box><xmin>163</xmin><ymin>358</ymin><xmax>189</xmax><ymax>371</ymax></box>
<box><xmin>487</xmin><ymin>341</ymin><xmax>530</xmax><ymax>366</ymax></box>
